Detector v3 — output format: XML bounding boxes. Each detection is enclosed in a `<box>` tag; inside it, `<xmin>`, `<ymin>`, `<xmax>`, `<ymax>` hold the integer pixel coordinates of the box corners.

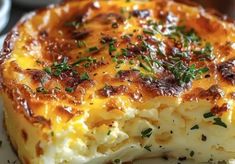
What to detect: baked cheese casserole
<box><xmin>1</xmin><ymin>0</ymin><xmax>235</xmax><ymax>163</ymax></box>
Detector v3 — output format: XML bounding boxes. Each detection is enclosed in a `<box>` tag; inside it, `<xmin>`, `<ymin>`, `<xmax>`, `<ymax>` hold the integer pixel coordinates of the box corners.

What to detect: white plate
<box><xmin>0</xmin><ymin>35</ymin><xmax>195</xmax><ymax>164</ymax></box>
<box><xmin>0</xmin><ymin>0</ymin><xmax>11</xmax><ymax>33</ymax></box>
<box><xmin>13</xmin><ymin>0</ymin><xmax>61</xmax><ymax>7</ymax></box>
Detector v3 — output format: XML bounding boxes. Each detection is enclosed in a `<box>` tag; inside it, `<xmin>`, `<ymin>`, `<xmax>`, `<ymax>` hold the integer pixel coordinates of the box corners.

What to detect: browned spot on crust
<box><xmin>98</xmin><ymin>85</ymin><xmax>129</xmax><ymax>97</ymax></box>
<box><xmin>36</xmin><ymin>141</ymin><xmax>44</xmax><ymax>157</ymax></box>
<box><xmin>55</xmin><ymin>106</ymin><xmax>75</xmax><ymax>122</ymax></box>
<box><xmin>230</xmin><ymin>92</ymin><xmax>235</xmax><ymax>99</ymax></box>
<box><xmin>26</xmin><ymin>69</ymin><xmax>48</xmax><ymax>83</ymax></box>
<box><xmin>72</xmin><ymin>29</ymin><xmax>91</xmax><ymax>40</ymax></box>
<box><xmin>92</xmin><ymin>13</ymin><xmax>125</xmax><ymax>25</ymax></box>
<box><xmin>211</xmin><ymin>103</ymin><xmax>228</xmax><ymax>115</ymax></box>
<box><xmin>199</xmin><ymin>85</ymin><xmax>224</xmax><ymax>100</ymax></box>
<box><xmin>116</xmin><ymin>70</ymin><xmax>188</xmax><ymax>97</ymax></box>
<box><xmin>21</xmin><ymin>129</ymin><xmax>28</xmax><ymax>143</ymax></box>
<box><xmin>116</xmin><ymin>70</ymin><xmax>140</xmax><ymax>82</ymax></box>
<box><xmin>9</xmin><ymin>61</ymin><xmax>23</xmax><ymax>73</ymax></box>
<box><xmin>31</xmin><ymin>116</ymin><xmax>51</xmax><ymax>127</ymax></box>
<box><xmin>140</xmin><ymin>75</ymin><xmax>189</xmax><ymax>97</ymax></box>
<box><xmin>197</xmin><ymin>15</ymin><xmax>221</xmax><ymax>33</ymax></box>
<box><xmin>218</xmin><ymin>59</ymin><xmax>235</xmax><ymax>85</ymax></box>
<box><xmin>106</xmin><ymin>98</ymin><xmax>122</xmax><ymax>111</ymax></box>
<box><xmin>183</xmin><ymin>85</ymin><xmax>224</xmax><ymax>101</ymax></box>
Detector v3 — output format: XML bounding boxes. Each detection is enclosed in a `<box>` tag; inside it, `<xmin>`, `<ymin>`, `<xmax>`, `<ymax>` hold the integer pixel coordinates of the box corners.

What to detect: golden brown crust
<box><xmin>1</xmin><ymin>0</ymin><xmax>235</xmax><ymax>127</ymax></box>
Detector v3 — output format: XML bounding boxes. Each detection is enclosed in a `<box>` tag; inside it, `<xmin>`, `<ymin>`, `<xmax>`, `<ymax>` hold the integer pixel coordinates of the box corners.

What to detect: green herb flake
<box><xmin>190</xmin><ymin>125</ymin><xmax>199</xmax><ymax>130</ymax></box>
<box><xmin>197</xmin><ymin>67</ymin><xmax>209</xmax><ymax>74</ymax></box>
<box><xmin>64</xmin><ymin>21</ymin><xmax>81</xmax><ymax>28</ymax></box>
<box><xmin>77</xmin><ymin>40</ymin><xmax>86</xmax><ymax>48</ymax></box>
<box><xmin>109</xmin><ymin>43</ymin><xmax>117</xmax><ymax>53</ymax></box>
<box><xmin>190</xmin><ymin>151</ymin><xmax>195</xmax><ymax>157</ymax></box>
<box><xmin>65</xmin><ymin>87</ymin><xmax>74</xmax><ymax>93</ymax></box>
<box><xmin>52</xmin><ymin>58</ymin><xmax>71</xmax><ymax>76</ymax></box>
<box><xmin>36</xmin><ymin>87</ymin><xmax>48</xmax><ymax>94</ymax></box>
<box><xmin>141</xmin><ymin>128</ymin><xmax>153</xmax><ymax>138</ymax></box>
<box><xmin>137</xmin><ymin>35</ymin><xmax>143</xmax><ymax>40</ymax></box>
<box><xmin>129</xmin><ymin>59</ymin><xmax>135</xmax><ymax>65</ymax></box>
<box><xmin>144</xmin><ymin>145</ymin><xmax>152</xmax><ymax>152</ymax></box>
<box><xmin>139</xmin><ymin>62</ymin><xmax>152</xmax><ymax>72</ymax></box>
<box><xmin>54</xmin><ymin>69</ymin><xmax>62</xmax><ymax>77</ymax></box>
<box><xmin>117</xmin><ymin>59</ymin><xmax>125</xmax><ymax>65</ymax></box>
<box><xmin>203</xmin><ymin>112</ymin><xmax>215</xmax><ymax>119</ymax></box>
<box><xmin>72</xmin><ymin>57</ymin><xmax>96</xmax><ymax>66</ymax></box>
<box><xmin>143</xmin><ymin>28</ymin><xmax>154</xmax><ymax>35</ymax></box>
<box><xmin>201</xmin><ymin>134</ymin><xmax>207</xmax><ymax>142</ymax></box>
<box><xmin>213</xmin><ymin>117</ymin><xmax>227</xmax><ymax>128</ymax></box>
<box><xmin>88</xmin><ymin>46</ymin><xmax>99</xmax><ymax>53</ymax></box>
<box><xmin>107</xmin><ymin>130</ymin><xmax>111</xmax><ymax>135</ymax></box>
<box><xmin>80</xmin><ymin>72</ymin><xmax>90</xmax><ymax>81</ymax></box>
<box><xmin>194</xmin><ymin>43</ymin><xmax>215</xmax><ymax>60</ymax></box>
<box><xmin>113</xmin><ymin>159</ymin><xmax>121</xmax><ymax>164</ymax></box>
<box><xmin>43</xmin><ymin>67</ymin><xmax>52</xmax><ymax>75</ymax></box>
<box><xmin>112</xmin><ymin>22</ymin><xmax>119</xmax><ymax>28</ymax></box>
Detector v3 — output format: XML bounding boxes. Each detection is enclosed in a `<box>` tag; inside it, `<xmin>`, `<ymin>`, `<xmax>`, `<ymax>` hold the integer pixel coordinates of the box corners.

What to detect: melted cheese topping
<box><xmin>1</xmin><ymin>0</ymin><xmax>235</xmax><ymax>163</ymax></box>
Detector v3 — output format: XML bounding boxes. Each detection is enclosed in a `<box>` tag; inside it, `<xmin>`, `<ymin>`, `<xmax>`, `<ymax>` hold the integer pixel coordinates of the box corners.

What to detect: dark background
<box><xmin>1</xmin><ymin>0</ymin><xmax>235</xmax><ymax>35</ymax></box>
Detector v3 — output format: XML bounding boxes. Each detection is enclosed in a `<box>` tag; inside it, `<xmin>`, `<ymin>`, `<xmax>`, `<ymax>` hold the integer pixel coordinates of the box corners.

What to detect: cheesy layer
<box><xmin>1</xmin><ymin>0</ymin><xmax>235</xmax><ymax>163</ymax></box>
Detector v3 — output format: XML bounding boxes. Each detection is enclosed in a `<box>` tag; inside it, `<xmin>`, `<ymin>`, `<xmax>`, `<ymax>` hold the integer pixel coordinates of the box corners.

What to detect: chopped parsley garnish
<box><xmin>167</xmin><ymin>26</ymin><xmax>201</xmax><ymax>47</ymax></box>
<box><xmin>190</xmin><ymin>151</ymin><xmax>195</xmax><ymax>157</ymax></box>
<box><xmin>197</xmin><ymin>67</ymin><xmax>209</xmax><ymax>74</ymax></box>
<box><xmin>190</xmin><ymin>125</ymin><xmax>199</xmax><ymax>130</ymax></box>
<box><xmin>113</xmin><ymin>159</ymin><xmax>121</xmax><ymax>164</ymax></box>
<box><xmin>52</xmin><ymin>58</ymin><xmax>71</xmax><ymax>76</ymax></box>
<box><xmin>88</xmin><ymin>46</ymin><xmax>99</xmax><ymax>53</ymax></box>
<box><xmin>203</xmin><ymin>112</ymin><xmax>215</xmax><ymax>118</ymax></box>
<box><xmin>167</xmin><ymin>61</ymin><xmax>209</xmax><ymax>85</ymax></box>
<box><xmin>72</xmin><ymin>57</ymin><xmax>96</xmax><ymax>66</ymax></box>
<box><xmin>143</xmin><ymin>28</ymin><xmax>154</xmax><ymax>35</ymax></box>
<box><xmin>109</xmin><ymin>43</ymin><xmax>117</xmax><ymax>54</ymax></box>
<box><xmin>213</xmin><ymin>117</ymin><xmax>227</xmax><ymax>128</ymax></box>
<box><xmin>65</xmin><ymin>87</ymin><xmax>74</xmax><ymax>93</ymax></box>
<box><xmin>141</xmin><ymin>128</ymin><xmax>153</xmax><ymax>138</ymax></box>
<box><xmin>43</xmin><ymin>67</ymin><xmax>52</xmax><ymax>75</ymax></box>
<box><xmin>64</xmin><ymin>21</ymin><xmax>81</xmax><ymax>28</ymax></box>
<box><xmin>201</xmin><ymin>134</ymin><xmax>207</xmax><ymax>141</ymax></box>
<box><xmin>194</xmin><ymin>42</ymin><xmax>215</xmax><ymax>60</ymax></box>
<box><xmin>139</xmin><ymin>62</ymin><xmax>152</xmax><ymax>72</ymax></box>
<box><xmin>80</xmin><ymin>72</ymin><xmax>90</xmax><ymax>81</ymax></box>
<box><xmin>121</xmin><ymin>48</ymin><xmax>129</xmax><ymax>56</ymax></box>
<box><xmin>144</xmin><ymin>145</ymin><xmax>152</xmax><ymax>152</ymax></box>
<box><xmin>185</xmin><ymin>29</ymin><xmax>201</xmax><ymax>44</ymax></box>
<box><xmin>107</xmin><ymin>130</ymin><xmax>111</xmax><ymax>135</ymax></box>
<box><xmin>129</xmin><ymin>59</ymin><xmax>135</xmax><ymax>65</ymax></box>
<box><xmin>77</xmin><ymin>40</ymin><xmax>86</xmax><ymax>48</ymax></box>
<box><xmin>36</xmin><ymin>87</ymin><xmax>48</xmax><ymax>94</ymax></box>
<box><xmin>112</xmin><ymin>22</ymin><xmax>119</xmax><ymax>28</ymax></box>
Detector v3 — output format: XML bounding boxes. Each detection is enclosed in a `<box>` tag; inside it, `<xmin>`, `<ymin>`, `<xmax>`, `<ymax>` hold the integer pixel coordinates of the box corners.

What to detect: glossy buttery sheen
<box><xmin>1</xmin><ymin>0</ymin><xmax>235</xmax><ymax>163</ymax></box>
